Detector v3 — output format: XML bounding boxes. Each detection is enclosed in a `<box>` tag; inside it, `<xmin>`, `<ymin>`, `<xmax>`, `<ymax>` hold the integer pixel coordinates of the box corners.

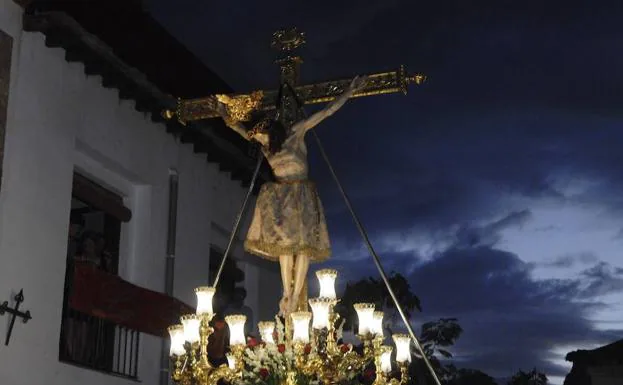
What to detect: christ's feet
<box><xmin>288</xmin><ymin>296</ymin><xmax>300</xmax><ymax>314</ymax></box>
<box><xmin>279</xmin><ymin>295</ymin><xmax>290</xmax><ymax>317</ymax></box>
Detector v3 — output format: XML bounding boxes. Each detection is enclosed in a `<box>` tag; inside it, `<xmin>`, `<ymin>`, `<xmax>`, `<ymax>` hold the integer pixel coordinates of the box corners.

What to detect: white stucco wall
<box><xmin>0</xmin><ymin>2</ymin><xmax>280</xmax><ymax>385</ymax></box>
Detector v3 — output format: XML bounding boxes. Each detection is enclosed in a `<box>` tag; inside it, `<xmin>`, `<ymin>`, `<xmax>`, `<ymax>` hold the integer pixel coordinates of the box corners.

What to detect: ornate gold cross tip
<box><xmin>271</xmin><ymin>28</ymin><xmax>306</xmax><ymax>52</ymax></box>
<box><xmin>162</xmin><ymin>28</ymin><xmax>426</xmax><ymax>125</ymax></box>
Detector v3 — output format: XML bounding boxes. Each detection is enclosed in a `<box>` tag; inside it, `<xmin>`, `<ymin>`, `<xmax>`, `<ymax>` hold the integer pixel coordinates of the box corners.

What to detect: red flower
<box><xmin>277</xmin><ymin>344</ymin><xmax>286</xmax><ymax>353</ymax></box>
<box><xmin>259</xmin><ymin>368</ymin><xmax>269</xmax><ymax>379</ymax></box>
<box><xmin>364</xmin><ymin>369</ymin><xmax>375</xmax><ymax>380</ymax></box>
<box><xmin>340</xmin><ymin>344</ymin><xmax>351</xmax><ymax>353</ymax></box>
<box><xmin>304</xmin><ymin>344</ymin><xmax>311</xmax><ymax>354</ymax></box>
<box><xmin>247</xmin><ymin>337</ymin><xmax>259</xmax><ymax>348</ymax></box>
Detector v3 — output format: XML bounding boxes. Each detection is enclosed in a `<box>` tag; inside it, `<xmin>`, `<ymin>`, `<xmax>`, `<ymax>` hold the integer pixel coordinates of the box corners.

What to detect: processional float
<box><xmin>163</xmin><ymin>28</ymin><xmax>440</xmax><ymax>385</ymax></box>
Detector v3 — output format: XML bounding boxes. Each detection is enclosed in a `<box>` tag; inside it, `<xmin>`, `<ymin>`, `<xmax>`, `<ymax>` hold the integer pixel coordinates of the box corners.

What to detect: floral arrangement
<box><xmin>238</xmin><ymin>316</ymin><xmax>318</xmax><ymax>385</ymax></box>
<box><xmin>237</xmin><ymin>315</ymin><xmax>384</xmax><ymax>385</ymax></box>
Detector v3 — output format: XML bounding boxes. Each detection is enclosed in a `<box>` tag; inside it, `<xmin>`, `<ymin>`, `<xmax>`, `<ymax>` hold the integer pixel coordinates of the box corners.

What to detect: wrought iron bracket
<box><xmin>0</xmin><ymin>289</ymin><xmax>32</xmax><ymax>346</ymax></box>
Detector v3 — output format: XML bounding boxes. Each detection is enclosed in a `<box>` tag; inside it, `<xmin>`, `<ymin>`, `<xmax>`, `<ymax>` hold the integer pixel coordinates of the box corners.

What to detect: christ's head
<box><xmin>251</xmin><ymin>112</ymin><xmax>288</xmax><ymax>155</ymax></box>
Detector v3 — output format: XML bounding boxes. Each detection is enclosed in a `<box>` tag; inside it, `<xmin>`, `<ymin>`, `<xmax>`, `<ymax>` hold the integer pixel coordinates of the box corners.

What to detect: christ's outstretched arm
<box><xmin>215</xmin><ymin>99</ymin><xmax>269</xmax><ymax>147</ymax></box>
<box><xmin>298</xmin><ymin>76</ymin><xmax>368</xmax><ymax>132</ymax></box>
<box><xmin>214</xmin><ymin>100</ymin><xmax>250</xmax><ymax>140</ymax></box>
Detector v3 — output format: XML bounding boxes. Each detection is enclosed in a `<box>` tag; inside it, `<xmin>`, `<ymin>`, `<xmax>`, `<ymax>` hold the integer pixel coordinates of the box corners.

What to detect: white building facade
<box><xmin>0</xmin><ymin>1</ymin><xmax>280</xmax><ymax>384</ymax></box>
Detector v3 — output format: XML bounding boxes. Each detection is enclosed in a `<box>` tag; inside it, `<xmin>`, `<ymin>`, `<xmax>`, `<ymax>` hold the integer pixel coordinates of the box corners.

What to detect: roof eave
<box><xmin>20</xmin><ymin>9</ymin><xmax>271</xmax><ymax>189</ymax></box>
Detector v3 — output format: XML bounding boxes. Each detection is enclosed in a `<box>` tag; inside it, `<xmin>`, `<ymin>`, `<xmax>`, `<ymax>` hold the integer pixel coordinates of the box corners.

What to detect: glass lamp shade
<box><xmin>316</xmin><ymin>269</ymin><xmax>338</xmax><ymax>299</ymax></box>
<box><xmin>291</xmin><ymin>311</ymin><xmax>312</xmax><ymax>343</ymax></box>
<box><xmin>392</xmin><ymin>334</ymin><xmax>412</xmax><ymax>363</ymax></box>
<box><xmin>380</xmin><ymin>346</ymin><xmax>393</xmax><ymax>373</ymax></box>
<box><xmin>309</xmin><ymin>298</ymin><xmax>332</xmax><ymax>329</ymax></box>
<box><xmin>168</xmin><ymin>324</ymin><xmax>185</xmax><ymax>356</ymax></box>
<box><xmin>353</xmin><ymin>303</ymin><xmax>376</xmax><ymax>335</ymax></box>
<box><xmin>194</xmin><ymin>286</ymin><xmax>216</xmax><ymax>316</ymax></box>
<box><xmin>225</xmin><ymin>315</ymin><xmax>247</xmax><ymax>346</ymax></box>
<box><xmin>226</xmin><ymin>353</ymin><xmax>236</xmax><ymax>370</ymax></box>
<box><xmin>372</xmin><ymin>311</ymin><xmax>384</xmax><ymax>336</ymax></box>
<box><xmin>180</xmin><ymin>314</ymin><xmax>201</xmax><ymax>343</ymax></box>
<box><xmin>258</xmin><ymin>321</ymin><xmax>275</xmax><ymax>344</ymax></box>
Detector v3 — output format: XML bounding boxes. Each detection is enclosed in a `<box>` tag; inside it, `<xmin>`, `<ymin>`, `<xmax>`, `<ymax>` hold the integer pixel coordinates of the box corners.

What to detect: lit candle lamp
<box><xmin>316</xmin><ymin>269</ymin><xmax>338</xmax><ymax>299</ymax></box>
<box><xmin>353</xmin><ymin>303</ymin><xmax>375</xmax><ymax>335</ymax></box>
<box><xmin>393</xmin><ymin>334</ymin><xmax>411</xmax><ymax>363</ymax></box>
<box><xmin>380</xmin><ymin>346</ymin><xmax>393</xmax><ymax>373</ymax></box>
<box><xmin>168</xmin><ymin>324</ymin><xmax>185</xmax><ymax>356</ymax></box>
<box><xmin>194</xmin><ymin>286</ymin><xmax>216</xmax><ymax>316</ymax></box>
<box><xmin>372</xmin><ymin>311</ymin><xmax>384</xmax><ymax>336</ymax></box>
<box><xmin>309</xmin><ymin>298</ymin><xmax>332</xmax><ymax>329</ymax></box>
<box><xmin>291</xmin><ymin>311</ymin><xmax>312</xmax><ymax>343</ymax></box>
<box><xmin>180</xmin><ymin>314</ymin><xmax>201</xmax><ymax>343</ymax></box>
<box><xmin>225</xmin><ymin>315</ymin><xmax>247</xmax><ymax>346</ymax></box>
<box><xmin>258</xmin><ymin>321</ymin><xmax>275</xmax><ymax>344</ymax></box>
<box><xmin>226</xmin><ymin>353</ymin><xmax>236</xmax><ymax>370</ymax></box>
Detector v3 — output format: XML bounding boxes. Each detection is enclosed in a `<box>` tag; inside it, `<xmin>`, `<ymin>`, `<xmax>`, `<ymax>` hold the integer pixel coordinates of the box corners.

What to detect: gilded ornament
<box><xmin>271</xmin><ymin>28</ymin><xmax>306</xmax><ymax>52</ymax></box>
<box><xmin>215</xmin><ymin>91</ymin><xmax>264</xmax><ymax>122</ymax></box>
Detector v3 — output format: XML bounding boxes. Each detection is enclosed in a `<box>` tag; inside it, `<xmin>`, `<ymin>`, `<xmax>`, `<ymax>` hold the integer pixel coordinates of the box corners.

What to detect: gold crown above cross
<box><xmin>162</xmin><ymin>28</ymin><xmax>426</xmax><ymax>126</ymax></box>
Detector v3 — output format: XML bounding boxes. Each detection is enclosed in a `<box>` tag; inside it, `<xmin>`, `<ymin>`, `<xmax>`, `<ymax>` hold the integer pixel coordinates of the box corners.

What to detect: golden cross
<box><xmin>162</xmin><ymin>28</ymin><xmax>425</xmax><ymax>127</ymax></box>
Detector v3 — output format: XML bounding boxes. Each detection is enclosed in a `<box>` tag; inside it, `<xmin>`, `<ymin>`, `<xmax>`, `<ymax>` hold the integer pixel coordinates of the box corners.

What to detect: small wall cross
<box><xmin>0</xmin><ymin>289</ymin><xmax>32</xmax><ymax>345</ymax></box>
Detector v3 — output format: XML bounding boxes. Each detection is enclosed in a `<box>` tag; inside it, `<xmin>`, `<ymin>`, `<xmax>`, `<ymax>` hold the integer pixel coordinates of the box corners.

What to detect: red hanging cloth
<box><xmin>69</xmin><ymin>262</ymin><xmax>194</xmax><ymax>337</ymax></box>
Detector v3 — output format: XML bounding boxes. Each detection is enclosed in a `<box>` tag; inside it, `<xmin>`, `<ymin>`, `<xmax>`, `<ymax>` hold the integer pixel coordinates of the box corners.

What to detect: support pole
<box><xmin>311</xmin><ymin>131</ymin><xmax>443</xmax><ymax>385</ymax></box>
<box><xmin>160</xmin><ymin>169</ymin><xmax>179</xmax><ymax>385</ymax></box>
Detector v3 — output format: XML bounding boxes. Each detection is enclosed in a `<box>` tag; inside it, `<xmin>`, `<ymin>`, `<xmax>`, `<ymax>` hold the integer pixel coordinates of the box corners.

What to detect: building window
<box><xmin>59</xmin><ymin>173</ymin><xmax>139</xmax><ymax>379</ymax></box>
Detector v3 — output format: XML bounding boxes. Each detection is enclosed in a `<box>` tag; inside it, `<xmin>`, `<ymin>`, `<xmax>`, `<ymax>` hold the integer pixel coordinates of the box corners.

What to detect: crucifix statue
<box><xmin>163</xmin><ymin>28</ymin><xmax>425</xmax><ymax>317</ymax></box>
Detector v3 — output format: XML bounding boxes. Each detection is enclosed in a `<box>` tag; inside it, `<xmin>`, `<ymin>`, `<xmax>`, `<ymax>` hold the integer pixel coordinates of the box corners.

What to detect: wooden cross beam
<box><xmin>163</xmin><ymin>28</ymin><xmax>426</xmax><ymax>126</ymax></box>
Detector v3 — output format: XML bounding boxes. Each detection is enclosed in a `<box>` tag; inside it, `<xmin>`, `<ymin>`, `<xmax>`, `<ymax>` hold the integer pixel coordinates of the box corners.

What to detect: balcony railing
<box><xmin>60</xmin><ymin>308</ymin><xmax>140</xmax><ymax>379</ymax></box>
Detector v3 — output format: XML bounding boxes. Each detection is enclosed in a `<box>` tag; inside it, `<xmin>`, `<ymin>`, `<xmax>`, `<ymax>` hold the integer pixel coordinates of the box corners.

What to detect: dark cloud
<box><xmin>579</xmin><ymin>262</ymin><xmax>623</xmax><ymax>298</ymax></box>
<box><xmin>411</xmin><ymin>247</ymin><xmax>572</xmax><ymax>314</ymax></box>
<box><xmin>320</xmin><ymin>240</ymin><xmax>623</xmax><ymax>379</ymax></box>
<box><xmin>454</xmin><ymin>209</ymin><xmax>532</xmax><ymax>248</ymax></box>
<box><xmin>543</xmin><ymin>252</ymin><xmax>599</xmax><ymax>269</ymax></box>
<box><xmin>407</xmin><ymin>247</ymin><xmax>622</xmax><ymax>378</ymax></box>
<box><xmin>311</xmin><ymin>106</ymin><xmax>623</xmax><ymax>244</ymax></box>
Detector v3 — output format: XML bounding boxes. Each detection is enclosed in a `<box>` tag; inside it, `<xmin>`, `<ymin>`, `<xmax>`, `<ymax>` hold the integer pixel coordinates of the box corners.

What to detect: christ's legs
<box><xmin>279</xmin><ymin>254</ymin><xmax>294</xmax><ymax>315</ymax></box>
<box><xmin>289</xmin><ymin>254</ymin><xmax>310</xmax><ymax>313</ymax></box>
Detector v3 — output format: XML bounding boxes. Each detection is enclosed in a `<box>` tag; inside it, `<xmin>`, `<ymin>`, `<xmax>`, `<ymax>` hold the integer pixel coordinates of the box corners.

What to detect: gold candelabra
<box><xmin>168</xmin><ymin>287</ymin><xmax>246</xmax><ymax>385</ymax></box>
<box><xmin>167</xmin><ymin>270</ymin><xmax>411</xmax><ymax>385</ymax></box>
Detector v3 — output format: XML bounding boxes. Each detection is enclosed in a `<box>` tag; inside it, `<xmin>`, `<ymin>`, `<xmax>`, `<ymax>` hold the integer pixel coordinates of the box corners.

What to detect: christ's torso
<box><xmin>263</xmin><ymin>128</ymin><xmax>308</xmax><ymax>182</ymax></box>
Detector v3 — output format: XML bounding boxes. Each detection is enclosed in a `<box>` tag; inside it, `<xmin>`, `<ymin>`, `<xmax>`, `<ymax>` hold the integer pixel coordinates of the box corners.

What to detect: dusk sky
<box><xmin>147</xmin><ymin>0</ymin><xmax>623</xmax><ymax>383</ymax></box>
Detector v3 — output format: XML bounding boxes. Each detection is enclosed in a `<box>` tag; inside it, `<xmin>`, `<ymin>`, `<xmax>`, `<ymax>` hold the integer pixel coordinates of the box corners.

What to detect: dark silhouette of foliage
<box><xmin>338</xmin><ymin>275</ymin><xmax>499</xmax><ymax>385</ymax></box>
<box><xmin>507</xmin><ymin>368</ymin><xmax>548</xmax><ymax>385</ymax></box>
<box><xmin>445</xmin><ymin>368</ymin><xmax>498</xmax><ymax>385</ymax></box>
<box><xmin>414</xmin><ymin>320</ymin><xmax>463</xmax><ymax>385</ymax></box>
<box><xmin>420</xmin><ymin>318</ymin><xmax>463</xmax><ymax>360</ymax></box>
<box><xmin>336</xmin><ymin>272</ymin><xmax>421</xmax><ymax>332</ymax></box>
<box><xmin>340</xmin><ymin>274</ymin><xmax>465</xmax><ymax>385</ymax></box>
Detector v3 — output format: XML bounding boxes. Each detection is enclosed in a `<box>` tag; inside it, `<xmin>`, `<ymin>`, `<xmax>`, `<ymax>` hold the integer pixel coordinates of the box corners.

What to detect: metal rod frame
<box><xmin>212</xmin><ymin>149</ymin><xmax>264</xmax><ymax>287</ymax></box>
